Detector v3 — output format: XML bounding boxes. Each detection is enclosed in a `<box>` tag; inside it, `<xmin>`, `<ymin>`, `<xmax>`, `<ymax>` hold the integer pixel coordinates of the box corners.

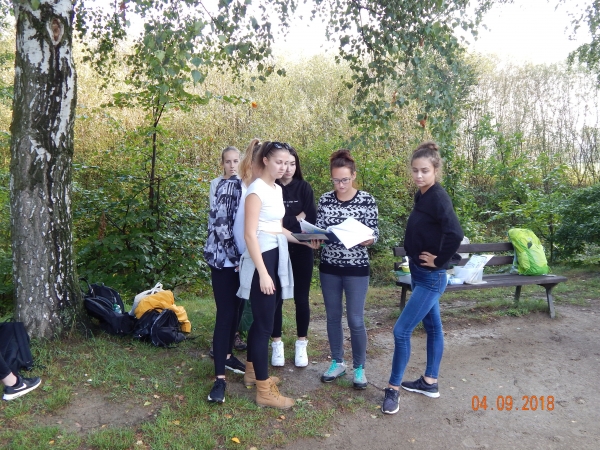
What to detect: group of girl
<box><xmin>204</xmin><ymin>139</ymin><xmax>463</xmax><ymax>414</ymax></box>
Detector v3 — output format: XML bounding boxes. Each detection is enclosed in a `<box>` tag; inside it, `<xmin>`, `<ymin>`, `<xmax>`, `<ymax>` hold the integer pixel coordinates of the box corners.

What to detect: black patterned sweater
<box><xmin>316</xmin><ymin>190</ymin><xmax>379</xmax><ymax>277</ymax></box>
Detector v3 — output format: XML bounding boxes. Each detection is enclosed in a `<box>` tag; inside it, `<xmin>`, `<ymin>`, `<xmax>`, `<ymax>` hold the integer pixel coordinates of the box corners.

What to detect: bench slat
<box><xmin>393</xmin><ymin>242</ymin><xmax>514</xmax><ymax>257</ymax></box>
<box><xmin>396</xmin><ymin>274</ymin><xmax>567</xmax><ymax>289</ymax></box>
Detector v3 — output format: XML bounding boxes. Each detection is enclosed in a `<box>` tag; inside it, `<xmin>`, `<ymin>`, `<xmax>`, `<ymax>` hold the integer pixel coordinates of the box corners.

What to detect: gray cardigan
<box><xmin>236</xmin><ymin>232</ymin><xmax>294</xmax><ymax>300</ymax></box>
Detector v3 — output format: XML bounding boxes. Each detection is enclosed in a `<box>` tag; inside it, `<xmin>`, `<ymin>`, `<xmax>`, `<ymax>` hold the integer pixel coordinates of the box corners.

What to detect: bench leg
<box><xmin>543</xmin><ymin>284</ymin><xmax>558</xmax><ymax>319</ymax></box>
<box><xmin>400</xmin><ymin>286</ymin><xmax>408</xmax><ymax>312</ymax></box>
<box><xmin>514</xmin><ymin>285</ymin><xmax>522</xmax><ymax>305</ymax></box>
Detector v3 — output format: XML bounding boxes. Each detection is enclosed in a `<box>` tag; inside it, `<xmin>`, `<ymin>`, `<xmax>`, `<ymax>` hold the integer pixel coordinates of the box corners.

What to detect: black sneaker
<box><xmin>3</xmin><ymin>375</ymin><xmax>42</xmax><ymax>401</ymax></box>
<box><xmin>224</xmin><ymin>355</ymin><xmax>246</xmax><ymax>374</ymax></box>
<box><xmin>381</xmin><ymin>388</ymin><xmax>400</xmax><ymax>414</ymax></box>
<box><xmin>234</xmin><ymin>332</ymin><xmax>247</xmax><ymax>351</ymax></box>
<box><xmin>207</xmin><ymin>378</ymin><xmax>226</xmax><ymax>403</ymax></box>
<box><xmin>401</xmin><ymin>376</ymin><xmax>440</xmax><ymax>398</ymax></box>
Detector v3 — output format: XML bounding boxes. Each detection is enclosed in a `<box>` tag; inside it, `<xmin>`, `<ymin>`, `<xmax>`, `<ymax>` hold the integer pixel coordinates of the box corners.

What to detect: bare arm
<box><xmin>245</xmin><ymin>193</ymin><xmax>275</xmax><ymax>294</ymax></box>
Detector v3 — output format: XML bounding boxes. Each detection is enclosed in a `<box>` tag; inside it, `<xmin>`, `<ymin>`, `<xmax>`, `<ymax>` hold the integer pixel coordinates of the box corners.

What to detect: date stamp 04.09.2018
<box><xmin>471</xmin><ymin>395</ymin><xmax>555</xmax><ymax>411</ymax></box>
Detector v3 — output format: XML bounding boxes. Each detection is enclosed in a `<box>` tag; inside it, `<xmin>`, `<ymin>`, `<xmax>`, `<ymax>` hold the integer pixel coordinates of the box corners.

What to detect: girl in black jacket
<box><xmin>381</xmin><ymin>141</ymin><xmax>463</xmax><ymax>415</ymax></box>
<box><xmin>274</xmin><ymin>145</ymin><xmax>317</xmax><ymax>367</ymax></box>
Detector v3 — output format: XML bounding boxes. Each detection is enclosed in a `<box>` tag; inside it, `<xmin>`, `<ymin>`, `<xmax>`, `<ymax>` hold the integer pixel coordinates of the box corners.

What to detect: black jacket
<box><xmin>404</xmin><ymin>183</ymin><xmax>464</xmax><ymax>270</ymax></box>
<box><xmin>276</xmin><ymin>178</ymin><xmax>317</xmax><ymax>233</ymax></box>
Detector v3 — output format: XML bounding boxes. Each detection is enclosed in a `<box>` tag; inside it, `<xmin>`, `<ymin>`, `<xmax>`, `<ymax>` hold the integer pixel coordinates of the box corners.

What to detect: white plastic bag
<box><xmin>130</xmin><ymin>282</ymin><xmax>163</xmax><ymax>316</ymax></box>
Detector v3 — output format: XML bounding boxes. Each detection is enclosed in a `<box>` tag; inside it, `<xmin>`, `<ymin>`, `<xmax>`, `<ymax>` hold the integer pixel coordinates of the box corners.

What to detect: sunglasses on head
<box><xmin>270</xmin><ymin>141</ymin><xmax>291</xmax><ymax>150</ymax></box>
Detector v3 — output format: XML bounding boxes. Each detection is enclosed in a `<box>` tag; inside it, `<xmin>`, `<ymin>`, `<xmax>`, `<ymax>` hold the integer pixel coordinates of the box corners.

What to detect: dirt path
<box><xmin>281</xmin><ymin>302</ymin><xmax>600</xmax><ymax>450</ymax></box>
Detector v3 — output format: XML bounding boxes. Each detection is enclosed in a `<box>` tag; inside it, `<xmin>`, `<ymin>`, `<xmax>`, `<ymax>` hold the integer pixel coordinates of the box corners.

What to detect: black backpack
<box><xmin>133</xmin><ymin>309</ymin><xmax>185</xmax><ymax>347</ymax></box>
<box><xmin>82</xmin><ymin>279</ymin><xmax>136</xmax><ymax>336</ymax></box>
<box><xmin>0</xmin><ymin>319</ymin><xmax>34</xmax><ymax>374</ymax></box>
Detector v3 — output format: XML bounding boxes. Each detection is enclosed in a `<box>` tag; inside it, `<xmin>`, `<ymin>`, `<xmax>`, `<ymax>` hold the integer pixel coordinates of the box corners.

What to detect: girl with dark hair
<box><xmin>273</xmin><ymin>145</ymin><xmax>317</xmax><ymax>367</ymax></box>
<box><xmin>317</xmin><ymin>149</ymin><xmax>379</xmax><ymax>390</ymax></box>
<box><xmin>237</xmin><ymin>141</ymin><xmax>319</xmax><ymax>409</ymax></box>
<box><xmin>381</xmin><ymin>141</ymin><xmax>463</xmax><ymax>415</ymax></box>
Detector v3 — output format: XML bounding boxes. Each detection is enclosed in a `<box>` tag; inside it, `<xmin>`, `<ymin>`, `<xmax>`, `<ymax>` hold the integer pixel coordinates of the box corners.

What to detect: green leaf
<box><xmin>191</xmin><ymin>70</ymin><xmax>204</xmax><ymax>84</ymax></box>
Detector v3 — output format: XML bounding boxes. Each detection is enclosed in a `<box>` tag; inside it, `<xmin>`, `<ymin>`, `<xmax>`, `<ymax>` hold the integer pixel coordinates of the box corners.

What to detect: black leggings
<box><xmin>271</xmin><ymin>244</ymin><xmax>313</xmax><ymax>338</ymax></box>
<box><xmin>211</xmin><ymin>266</ymin><xmax>243</xmax><ymax>377</ymax></box>
<box><xmin>0</xmin><ymin>352</ymin><xmax>11</xmax><ymax>379</ymax></box>
<box><xmin>247</xmin><ymin>248</ymin><xmax>283</xmax><ymax>381</ymax></box>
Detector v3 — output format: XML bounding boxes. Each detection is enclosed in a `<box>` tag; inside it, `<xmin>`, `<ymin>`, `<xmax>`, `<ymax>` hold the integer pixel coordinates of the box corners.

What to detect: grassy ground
<box><xmin>0</xmin><ymin>265</ymin><xmax>597</xmax><ymax>449</ymax></box>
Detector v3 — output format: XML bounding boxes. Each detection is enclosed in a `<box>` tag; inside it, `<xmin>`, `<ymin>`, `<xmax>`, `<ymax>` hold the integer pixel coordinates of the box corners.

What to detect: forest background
<box><xmin>0</xmin><ymin>3</ymin><xmax>599</xmax><ymax>314</ymax></box>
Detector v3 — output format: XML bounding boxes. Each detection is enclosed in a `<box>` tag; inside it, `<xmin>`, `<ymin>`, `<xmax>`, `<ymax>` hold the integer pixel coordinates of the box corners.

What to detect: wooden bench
<box><xmin>393</xmin><ymin>243</ymin><xmax>568</xmax><ymax>319</ymax></box>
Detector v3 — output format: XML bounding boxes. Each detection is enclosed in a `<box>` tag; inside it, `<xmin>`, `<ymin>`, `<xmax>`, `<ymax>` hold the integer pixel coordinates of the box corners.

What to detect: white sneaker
<box><xmin>295</xmin><ymin>340</ymin><xmax>308</xmax><ymax>367</ymax></box>
<box><xmin>271</xmin><ymin>340</ymin><xmax>285</xmax><ymax>366</ymax></box>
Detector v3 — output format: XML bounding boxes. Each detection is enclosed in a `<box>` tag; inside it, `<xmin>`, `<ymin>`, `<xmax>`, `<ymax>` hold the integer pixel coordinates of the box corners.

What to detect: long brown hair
<box><xmin>239</xmin><ymin>139</ymin><xmax>261</xmax><ymax>186</ymax></box>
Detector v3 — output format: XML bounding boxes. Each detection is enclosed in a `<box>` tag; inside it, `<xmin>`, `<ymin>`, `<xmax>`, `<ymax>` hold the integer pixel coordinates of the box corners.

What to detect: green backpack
<box><xmin>508</xmin><ymin>228</ymin><xmax>550</xmax><ymax>275</ymax></box>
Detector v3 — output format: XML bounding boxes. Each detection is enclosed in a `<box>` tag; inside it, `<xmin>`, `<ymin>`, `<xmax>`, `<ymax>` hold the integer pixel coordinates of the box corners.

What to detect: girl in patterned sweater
<box><xmin>317</xmin><ymin>149</ymin><xmax>379</xmax><ymax>389</ymax></box>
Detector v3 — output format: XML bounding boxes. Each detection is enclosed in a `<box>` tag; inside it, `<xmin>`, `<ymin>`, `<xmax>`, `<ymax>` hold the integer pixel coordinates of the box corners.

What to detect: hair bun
<box><xmin>330</xmin><ymin>148</ymin><xmax>354</xmax><ymax>163</ymax></box>
<box><xmin>414</xmin><ymin>141</ymin><xmax>439</xmax><ymax>154</ymax></box>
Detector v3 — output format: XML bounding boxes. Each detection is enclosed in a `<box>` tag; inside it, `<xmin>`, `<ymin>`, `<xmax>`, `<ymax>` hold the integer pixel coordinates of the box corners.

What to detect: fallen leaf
<box><xmin>153</xmin><ymin>394</ymin><xmax>160</xmax><ymax>399</ymax></box>
<box><xmin>144</xmin><ymin>401</ymin><xmax>151</xmax><ymax>406</ymax></box>
<box><xmin>49</xmin><ymin>441</ymin><xmax>55</xmax><ymax>445</ymax></box>
<box><xmin>136</xmin><ymin>440</ymin><xmax>144</xmax><ymax>445</ymax></box>
<box><xmin>225</xmin><ymin>414</ymin><xmax>232</xmax><ymax>419</ymax></box>
<box><xmin>279</xmin><ymin>415</ymin><xmax>285</xmax><ymax>420</ymax></box>
<box><xmin>461</xmin><ymin>378</ymin><xmax>467</xmax><ymax>382</ymax></box>
<box><xmin>370</xmin><ymin>414</ymin><xmax>377</xmax><ymax>418</ymax></box>
<box><xmin>172</xmin><ymin>420</ymin><xmax>180</xmax><ymax>425</ymax></box>
<box><xmin>231</xmin><ymin>437</ymin><xmax>241</xmax><ymax>444</ymax></box>
<box><xmin>323</xmin><ymin>434</ymin><xmax>331</xmax><ymax>438</ymax></box>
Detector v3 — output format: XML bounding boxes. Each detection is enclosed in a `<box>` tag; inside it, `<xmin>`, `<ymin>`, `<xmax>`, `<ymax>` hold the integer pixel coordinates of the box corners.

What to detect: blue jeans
<box><xmin>388</xmin><ymin>261</ymin><xmax>447</xmax><ymax>386</ymax></box>
<box><xmin>320</xmin><ymin>272</ymin><xmax>369</xmax><ymax>369</ymax></box>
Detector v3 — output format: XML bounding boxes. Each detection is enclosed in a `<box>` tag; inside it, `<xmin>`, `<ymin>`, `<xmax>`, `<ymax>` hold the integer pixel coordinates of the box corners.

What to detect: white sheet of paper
<box><xmin>330</xmin><ymin>217</ymin><xmax>374</xmax><ymax>249</ymax></box>
<box><xmin>299</xmin><ymin>219</ymin><xmax>328</xmax><ymax>234</ymax></box>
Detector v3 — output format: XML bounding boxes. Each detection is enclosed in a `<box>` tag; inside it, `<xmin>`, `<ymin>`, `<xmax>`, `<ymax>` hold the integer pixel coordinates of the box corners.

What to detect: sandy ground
<box><xmin>40</xmin><ymin>298</ymin><xmax>600</xmax><ymax>449</ymax></box>
<box><xmin>281</xmin><ymin>301</ymin><xmax>600</xmax><ymax>450</ymax></box>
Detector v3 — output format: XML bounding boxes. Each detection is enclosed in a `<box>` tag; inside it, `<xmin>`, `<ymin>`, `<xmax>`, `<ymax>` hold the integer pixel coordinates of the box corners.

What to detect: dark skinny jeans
<box><xmin>0</xmin><ymin>352</ymin><xmax>11</xmax><ymax>379</ymax></box>
<box><xmin>210</xmin><ymin>266</ymin><xmax>243</xmax><ymax>377</ymax></box>
<box><xmin>271</xmin><ymin>243</ymin><xmax>313</xmax><ymax>338</ymax></box>
<box><xmin>247</xmin><ymin>248</ymin><xmax>283</xmax><ymax>381</ymax></box>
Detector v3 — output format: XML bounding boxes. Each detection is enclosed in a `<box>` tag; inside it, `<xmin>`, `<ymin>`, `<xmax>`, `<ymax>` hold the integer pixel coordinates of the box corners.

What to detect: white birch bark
<box><xmin>10</xmin><ymin>0</ymin><xmax>79</xmax><ymax>338</ymax></box>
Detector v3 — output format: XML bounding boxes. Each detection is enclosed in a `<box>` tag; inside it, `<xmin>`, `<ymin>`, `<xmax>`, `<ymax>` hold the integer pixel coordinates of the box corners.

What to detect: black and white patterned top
<box><xmin>316</xmin><ymin>190</ymin><xmax>379</xmax><ymax>277</ymax></box>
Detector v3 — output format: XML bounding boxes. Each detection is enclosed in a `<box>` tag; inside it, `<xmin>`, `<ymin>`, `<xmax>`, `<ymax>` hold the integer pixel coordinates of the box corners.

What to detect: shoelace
<box><xmin>354</xmin><ymin>366</ymin><xmax>364</xmax><ymax>381</ymax></box>
<box><xmin>326</xmin><ymin>360</ymin><xmax>338</xmax><ymax>375</ymax></box>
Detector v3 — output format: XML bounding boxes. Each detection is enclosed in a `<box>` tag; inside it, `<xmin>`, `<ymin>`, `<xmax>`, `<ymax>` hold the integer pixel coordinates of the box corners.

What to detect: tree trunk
<box><xmin>10</xmin><ymin>1</ymin><xmax>80</xmax><ymax>339</ymax></box>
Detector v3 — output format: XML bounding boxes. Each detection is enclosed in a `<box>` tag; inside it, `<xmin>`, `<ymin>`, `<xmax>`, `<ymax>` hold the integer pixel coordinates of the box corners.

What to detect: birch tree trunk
<box><xmin>10</xmin><ymin>0</ymin><xmax>80</xmax><ymax>338</ymax></box>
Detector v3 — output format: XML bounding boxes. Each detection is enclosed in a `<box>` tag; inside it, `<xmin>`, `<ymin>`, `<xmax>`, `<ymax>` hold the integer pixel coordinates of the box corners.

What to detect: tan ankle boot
<box><xmin>244</xmin><ymin>361</ymin><xmax>279</xmax><ymax>386</ymax></box>
<box><xmin>255</xmin><ymin>378</ymin><xmax>295</xmax><ymax>409</ymax></box>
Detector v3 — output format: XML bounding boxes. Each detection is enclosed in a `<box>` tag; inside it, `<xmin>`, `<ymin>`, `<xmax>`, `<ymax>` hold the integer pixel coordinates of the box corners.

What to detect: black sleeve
<box><xmin>303</xmin><ymin>182</ymin><xmax>317</xmax><ymax>225</ymax></box>
<box><xmin>433</xmin><ymin>191</ymin><xmax>464</xmax><ymax>268</ymax></box>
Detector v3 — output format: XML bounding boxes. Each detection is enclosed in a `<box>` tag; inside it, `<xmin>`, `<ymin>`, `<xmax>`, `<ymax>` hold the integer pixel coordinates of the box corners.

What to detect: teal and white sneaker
<box><xmin>321</xmin><ymin>360</ymin><xmax>346</xmax><ymax>383</ymax></box>
<box><xmin>353</xmin><ymin>365</ymin><xmax>367</xmax><ymax>390</ymax></box>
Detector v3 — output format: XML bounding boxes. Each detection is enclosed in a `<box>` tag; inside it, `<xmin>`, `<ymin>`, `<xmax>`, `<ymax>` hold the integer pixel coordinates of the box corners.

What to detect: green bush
<box><xmin>73</xmin><ymin>131</ymin><xmax>210</xmax><ymax>297</ymax></box>
<box><xmin>555</xmin><ymin>182</ymin><xmax>600</xmax><ymax>257</ymax></box>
